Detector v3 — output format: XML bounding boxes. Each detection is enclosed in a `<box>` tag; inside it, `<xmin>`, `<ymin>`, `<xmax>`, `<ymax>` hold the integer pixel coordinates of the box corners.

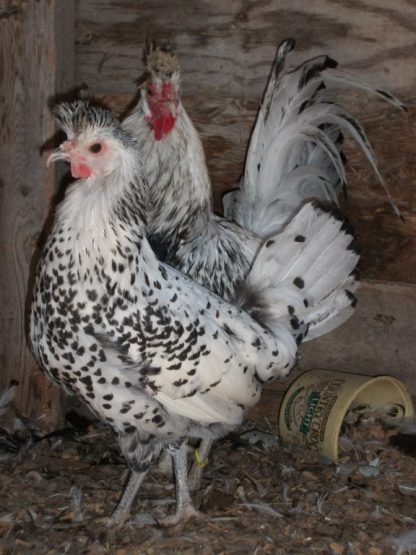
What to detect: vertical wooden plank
<box><xmin>0</xmin><ymin>0</ymin><xmax>75</xmax><ymax>429</ymax></box>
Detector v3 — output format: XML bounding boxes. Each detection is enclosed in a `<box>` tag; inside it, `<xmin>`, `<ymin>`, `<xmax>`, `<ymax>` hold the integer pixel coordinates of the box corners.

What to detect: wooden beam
<box><xmin>0</xmin><ymin>0</ymin><xmax>75</xmax><ymax>430</ymax></box>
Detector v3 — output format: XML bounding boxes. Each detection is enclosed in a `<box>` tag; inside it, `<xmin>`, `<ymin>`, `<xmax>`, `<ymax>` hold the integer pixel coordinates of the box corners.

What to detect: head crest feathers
<box><xmin>53</xmin><ymin>100</ymin><xmax>137</xmax><ymax>149</ymax></box>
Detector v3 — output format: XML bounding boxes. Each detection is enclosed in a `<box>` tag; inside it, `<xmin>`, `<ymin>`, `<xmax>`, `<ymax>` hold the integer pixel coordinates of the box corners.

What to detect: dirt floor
<box><xmin>1</xmin><ymin>407</ymin><xmax>416</xmax><ymax>555</ymax></box>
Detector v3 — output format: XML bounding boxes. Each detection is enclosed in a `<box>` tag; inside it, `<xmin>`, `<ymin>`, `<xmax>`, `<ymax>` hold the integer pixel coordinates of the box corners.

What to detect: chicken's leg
<box><xmin>158</xmin><ymin>442</ymin><xmax>205</xmax><ymax>527</ymax></box>
<box><xmin>107</xmin><ymin>469</ymin><xmax>148</xmax><ymax>527</ymax></box>
<box><xmin>189</xmin><ymin>437</ymin><xmax>213</xmax><ymax>491</ymax></box>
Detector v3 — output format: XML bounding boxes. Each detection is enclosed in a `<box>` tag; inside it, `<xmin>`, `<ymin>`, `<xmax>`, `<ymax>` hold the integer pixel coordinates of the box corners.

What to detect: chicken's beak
<box><xmin>46</xmin><ymin>146</ymin><xmax>70</xmax><ymax>168</ymax></box>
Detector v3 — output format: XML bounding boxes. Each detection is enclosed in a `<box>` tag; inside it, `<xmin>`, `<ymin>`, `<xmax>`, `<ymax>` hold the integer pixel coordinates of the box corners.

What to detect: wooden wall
<box><xmin>1</xmin><ymin>0</ymin><xmax>414</xmax><ymax>429</ymax></box>
<box><xmin>0</xmin><ymin>0</ymin><xmax>75</xmax><ymax>429</ymax></box>
<box><xmin>75</xmin><ymin>0</ymin><xmax>416</xmax><ymax>284</ymax></box>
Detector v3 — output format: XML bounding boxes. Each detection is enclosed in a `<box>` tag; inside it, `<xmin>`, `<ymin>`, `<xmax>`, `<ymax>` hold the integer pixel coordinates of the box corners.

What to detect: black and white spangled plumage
<box><xmin>30</xmin><ymin>101</ymin><xmax>359</xmax><ymax>525</ymax></box>
<box><xmin>123</xmin><ymin>40</ymin><xmax>403</xmax><ymax>301</ymax></box>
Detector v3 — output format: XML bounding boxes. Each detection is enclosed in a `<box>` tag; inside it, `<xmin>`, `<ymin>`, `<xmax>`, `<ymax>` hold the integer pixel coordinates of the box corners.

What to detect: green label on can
<box><xmin>284</xmin><ymin>386</ymin><xmax>305</xmax><ymax>431</ymax></box>
<box><xmin>299</xmin><ymin>392</ymin><xmax>321</xmax><ymax>434</ymax></box>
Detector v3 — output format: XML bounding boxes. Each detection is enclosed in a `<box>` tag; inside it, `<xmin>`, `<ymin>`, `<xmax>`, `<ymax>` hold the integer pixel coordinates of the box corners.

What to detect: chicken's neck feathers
<box><xmin>52</xmin><ymin>153</ymin><xmax>152</xmax><ymax>280</ymax></box>
<box><xmin>124</xmin><ymin>100</ymin><xmax>214</xmax><ymax>239</ymax></box>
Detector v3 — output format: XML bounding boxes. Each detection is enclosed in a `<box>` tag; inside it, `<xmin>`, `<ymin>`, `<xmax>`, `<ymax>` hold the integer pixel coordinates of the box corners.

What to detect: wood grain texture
<box><xmin>0</xmin><ymin>0</ymin><xmax>75</xmax><ymax>429</ymax></box>
<box><xmin>75</xmin><ymin>0</ymin><xmax>416</xmax><ymax>97</ymax></box>
<box><xmin>250</xmin><ymin>279</ymin><xmax>416</xmax><ymax>426</ymax></box>
<box><xmin>75</xmin><ymin>0</ymin><xmax>416</xmax><ymax>283</ymax></box>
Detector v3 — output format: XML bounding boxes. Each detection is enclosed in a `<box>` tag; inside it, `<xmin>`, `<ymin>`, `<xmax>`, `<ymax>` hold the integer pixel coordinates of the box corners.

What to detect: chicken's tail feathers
<box><xmin>261</xmin><ymin>38</ymin><xmax>296</xmax><ymax>120</ymax></box>
<box><xmin>235</xmin><ymin>202</ymin><xmax>360</xmax><ymax>342</ymax></box>
<box><xmin>223</xmin><ymin>40</ymin><xmax>404</xmax><ymax>237</ymax></box>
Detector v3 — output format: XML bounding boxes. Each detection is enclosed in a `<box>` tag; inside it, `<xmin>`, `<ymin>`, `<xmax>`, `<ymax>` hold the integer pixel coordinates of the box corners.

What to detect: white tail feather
<box><xmin>239</xmin><ymin>202</ymin><xmax>359</xmax><ymax>340</ymax></box>
<box><xmin>223</xmin><ymin>40</ymin><xmax>405</xmax><ymax>236</ymax></box>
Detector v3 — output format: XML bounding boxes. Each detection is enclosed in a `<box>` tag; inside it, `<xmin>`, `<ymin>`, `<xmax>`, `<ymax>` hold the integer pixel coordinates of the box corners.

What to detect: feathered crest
<box><xmin>145</xmin><ymin>42</ymin><xmax>181</xmax><ymax>81</ymax></box>
<box><xmin>54</xmin><ymin>100</ymin><xmax>116</xmax><ymax>134</ymax></box>
<box><xmin>53</xmin><ymin>100</ymin><xmax>136</xmax><ymax>148</ymax></box>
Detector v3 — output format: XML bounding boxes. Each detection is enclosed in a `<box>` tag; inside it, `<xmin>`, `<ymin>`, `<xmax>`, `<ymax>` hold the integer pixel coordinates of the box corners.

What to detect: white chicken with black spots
<box><xmin>30</xmin><ymin>101</ymin><xmax>359</xmax><ymax>526</ymax></box>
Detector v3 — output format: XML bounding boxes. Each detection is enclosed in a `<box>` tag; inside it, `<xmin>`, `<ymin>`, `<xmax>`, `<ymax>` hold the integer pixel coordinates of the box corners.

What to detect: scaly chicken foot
<box><xmin>157</xmin><ymin>442</ymin><xmax>206</xmax><ymax>528</ymax></box>
<box><xmin>107</xmin><ymin>469</ymin><xmax>148</xmax><ymax>528</ymax></box>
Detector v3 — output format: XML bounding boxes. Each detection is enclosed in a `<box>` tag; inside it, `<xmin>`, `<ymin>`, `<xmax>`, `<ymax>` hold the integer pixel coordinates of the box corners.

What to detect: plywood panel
<box><xmin>0</xmin><ymin>0</ymin><xmax>75</xmax><ymax>429</ymax></box>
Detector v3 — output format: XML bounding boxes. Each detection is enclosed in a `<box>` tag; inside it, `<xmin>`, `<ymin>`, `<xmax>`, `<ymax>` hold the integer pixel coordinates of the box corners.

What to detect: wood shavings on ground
<box><xmin>0</xmin><ymin>411</ymin><xmax>415</xmax><ymax>554</ymax></box>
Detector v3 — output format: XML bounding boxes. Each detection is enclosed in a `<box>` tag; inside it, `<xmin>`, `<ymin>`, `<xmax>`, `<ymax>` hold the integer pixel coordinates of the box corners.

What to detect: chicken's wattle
<box><xmin>147</xmin><ymin>81</ymin><xmax>177</xmax><ymax>140</ymax></box>
<box><xmin>71</xmin><ymin>161</ymin><xmax>92</xmax><ymax>179</ymax></box>
<box><xmin>149</xmin><ymin>110</ymin><xmax>176</xmax><ymax>141</ymax></box>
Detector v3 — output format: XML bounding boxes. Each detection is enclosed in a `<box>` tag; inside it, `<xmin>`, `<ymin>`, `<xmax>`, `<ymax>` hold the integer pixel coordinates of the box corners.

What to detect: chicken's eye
<box><xmin>89</xmin><ymin>143</ymin><xmax>102</xmax><ymax>154</ymax></box>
